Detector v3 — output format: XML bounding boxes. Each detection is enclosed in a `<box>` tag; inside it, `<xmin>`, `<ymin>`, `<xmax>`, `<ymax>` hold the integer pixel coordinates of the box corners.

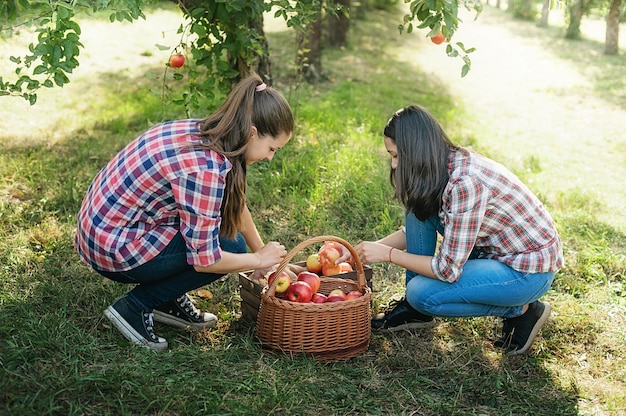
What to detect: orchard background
<box><xmin>1</xmin><ymin>1</ymin><xmax>626</xmax><ymax>415</ymax></box>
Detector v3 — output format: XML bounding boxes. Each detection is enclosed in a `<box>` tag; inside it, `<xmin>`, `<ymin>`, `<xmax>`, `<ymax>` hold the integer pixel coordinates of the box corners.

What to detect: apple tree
<box><xmin>1</xmin><ymin>0</ymin><xmax>480</xmax><ymax>106</ymax></box>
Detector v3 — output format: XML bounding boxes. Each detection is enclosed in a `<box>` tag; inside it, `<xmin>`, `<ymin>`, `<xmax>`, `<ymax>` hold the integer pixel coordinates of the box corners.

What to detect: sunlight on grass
<box><xmin>1</xmin><ymin>3</ymin><xmax>625</xmax><ymax>416</ymax></box>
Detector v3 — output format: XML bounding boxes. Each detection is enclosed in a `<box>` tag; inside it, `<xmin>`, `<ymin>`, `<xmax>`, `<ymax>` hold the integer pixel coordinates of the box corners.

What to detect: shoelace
<box><xmin>143</xmin><ymin>312</ymin><xmax>158</xmax><ymax>341</ymax></box>
<box><xmin>177</xmin><ymin>295</ymin><xmax>202</xmax><ymax>319</ymax></box>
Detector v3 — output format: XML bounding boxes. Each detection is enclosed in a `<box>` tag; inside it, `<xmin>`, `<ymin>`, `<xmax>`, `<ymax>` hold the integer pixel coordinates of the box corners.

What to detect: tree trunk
<box><xmin>495</xmin><ymin>0</ymin><xmax>501</xmax><ymax>8</ymax></box>
<box><xmin>566</xmin><ymin>0</ymin><xmax>584</xmax><ymax>39</ymax></box>
<box><xmin>328</xmin><ymin>0</ymin><xmax>350</xmax><ymax>48</ymax></box>
<box><xmin>296</xmin><ymin>10</ymin><xmax>324</xmax><ymax>83</ymax></box>
<box><xmin>539</xmin><ymin>0</ymin><xmax>550</xmax><ymax>27</ymax></box>
<box><xmin>246</xmin><ymin>14</ymin><xmax>272</xmax><ymax>84</ymax></box>
<box><xmin>605</xmin><ymin>0</ymin><xmax>622</xmax><ymax>55</ymax></box>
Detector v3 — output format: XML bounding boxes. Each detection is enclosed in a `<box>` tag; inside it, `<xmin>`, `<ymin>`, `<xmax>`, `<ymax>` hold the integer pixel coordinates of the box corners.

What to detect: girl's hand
<box><xmin>354</xmin><ymin>241</ymin><xmax>391</xmax><ymax>264</ymax></box>
<box><xmin>321</xmin><ymin>241</ymin><xmax>352</xmax><ymax>264</ymax></box>
<box><xmin>254</xmin><ymin>241</ymin><xmax>287</xmax><ymax>269</ymax></box>
<box><xmin>251</xmin><ymin>263</ymin><xmax>303</xmax><ymax>281</ymax></box>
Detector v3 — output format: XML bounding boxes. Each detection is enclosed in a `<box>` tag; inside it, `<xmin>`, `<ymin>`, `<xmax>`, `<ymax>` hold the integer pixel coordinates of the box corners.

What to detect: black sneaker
<box><xmin>372</xmin><ymin>298</ymin><xmax>435</xmax><ymax>332</ymax></box>
<box><xmin>153</xmin><ymin>293</ymin><xmax>217</xmax><ymax>331</ymax></box>
<box><xmin>104</xmin><ymin>295</ymin><xmax>168</xmax><ymax>352</ymax></box>
<box><xmin>493</xmin><ymin>301</ymin><xmax>551</xmax><ymax>355</ymax></box>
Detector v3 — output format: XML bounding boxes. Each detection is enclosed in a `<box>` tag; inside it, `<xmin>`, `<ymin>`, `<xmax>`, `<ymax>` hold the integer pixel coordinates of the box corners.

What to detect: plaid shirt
<box><xmin>75</xmin><ymin>119</ymin><xmax>232</xmax><ymax>271</ymax></box>
<box><xmin>432</xmin><ymin>149</ymin><xmax>563</xmax><ymax>283</ymax></box>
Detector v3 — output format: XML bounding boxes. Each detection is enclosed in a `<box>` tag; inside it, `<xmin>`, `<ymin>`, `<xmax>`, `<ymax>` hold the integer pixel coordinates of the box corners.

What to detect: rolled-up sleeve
<box><xmin>171</xmin><ymin>169</ymin><xmax>226</xmax><ymax>267</ymax></box>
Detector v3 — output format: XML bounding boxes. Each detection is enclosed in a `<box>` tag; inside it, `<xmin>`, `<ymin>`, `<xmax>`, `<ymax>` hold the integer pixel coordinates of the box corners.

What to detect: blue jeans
<box><xmin>96</xmin><ymin>232</ymin><xmax>247</xmax><ymax>311</ymax></box>
<box><xmin>403</xmin><ymin>213</ymin><xmax>555</xmax><ymax>318</ymax></box>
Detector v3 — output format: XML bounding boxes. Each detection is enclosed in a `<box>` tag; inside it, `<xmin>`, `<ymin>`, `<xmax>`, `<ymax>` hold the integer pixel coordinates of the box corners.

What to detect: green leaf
<box><xmin>33</xmin><ymin>65</ymin><xmax>48</xmax><ymax>75</ymax></box>
<box><xmin>461</xmin><ymin>64</ymin><xmax>469</xmax><ymax>77</ymax></box>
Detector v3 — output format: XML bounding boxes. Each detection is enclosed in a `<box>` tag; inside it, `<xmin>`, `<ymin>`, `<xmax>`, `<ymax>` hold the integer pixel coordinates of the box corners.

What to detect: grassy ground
<box><xmin>1</xmin><ymin>2</ymin><xmax>625</xmax><ymax>415</ymax></box>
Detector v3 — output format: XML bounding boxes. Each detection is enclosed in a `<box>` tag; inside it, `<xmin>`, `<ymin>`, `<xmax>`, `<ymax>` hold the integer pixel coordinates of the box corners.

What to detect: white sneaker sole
<box><xmin>104</xmin><ymin>306</ymin><xmax>168</xmax><ymax>352</ymax></box>
<box><xmin>153</xmin><ymin>310</ymin><xmax>217</xmax><ymax>331</ymax></box>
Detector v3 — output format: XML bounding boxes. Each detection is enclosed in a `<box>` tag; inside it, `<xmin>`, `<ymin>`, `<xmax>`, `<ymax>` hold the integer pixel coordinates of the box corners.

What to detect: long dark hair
<box><xmin>195</xmin><ymin>74</ymin><xmax>294</xmax><ymax>238</ymax></box>
<box><xmin>384</xmin><ymin>105</ymin><xmax>459</xmax><ymax>221</ymax></box>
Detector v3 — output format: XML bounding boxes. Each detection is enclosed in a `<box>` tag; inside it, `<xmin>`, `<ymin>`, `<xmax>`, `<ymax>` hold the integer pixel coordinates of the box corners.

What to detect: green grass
<box><xmin>1</xmin><ymin>3</ymin><xmax>626</xmax><ymax>416</ymax></box>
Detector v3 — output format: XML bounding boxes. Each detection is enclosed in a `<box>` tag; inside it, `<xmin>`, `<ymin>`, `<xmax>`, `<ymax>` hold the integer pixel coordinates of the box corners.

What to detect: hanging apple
<box><xmin>169</xmin><ymin>53</ymin><xmax>185</xmax><ymax>68</ymax></box>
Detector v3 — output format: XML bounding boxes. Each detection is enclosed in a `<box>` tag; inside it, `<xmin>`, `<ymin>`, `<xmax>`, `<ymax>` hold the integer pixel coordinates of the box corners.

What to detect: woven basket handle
<box><xmin>264</xmin><ymin>235</ymin><xmax>366</xmax><ymax>297</ymax></box>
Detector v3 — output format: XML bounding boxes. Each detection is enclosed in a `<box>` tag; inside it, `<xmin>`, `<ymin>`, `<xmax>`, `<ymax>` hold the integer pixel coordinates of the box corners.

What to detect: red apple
<box><xmin>318</xmin><ymin>245</ymin><xmax>341</xmax><ymax>267</ymax></box>
<box><xmin>285</xmin><ymin>281</ymin><xmax>313</xmax><ymax>303</ymax></box>
<box><xmin>345</xmin><ymin>290</ymin><xmax>363</xmax><ymax>300</ymax></box>
<box><xmin>311</xmin><ymin>293</ymin><xmax>327</xmax><ymax>304</ymax></box>
<box><xmin>339</xmin><ymin>262</ymin><xmax>353</xmax><ymax>273</ymax></box>
<box><xmin>169</xmin><ymin>53</ymin><xmax>185</xmax><ymax>68</ymax></box>
<box><xmin>322</xmin><ymin>263</ymin><xmax>342</xmax><ymax>276</ymax></box>
<box><xmin>430</xmin><ymin>32</ymin><xmax>445</xmax><ymax>45</ymax></box>
<box><xmin>306</xmin><ymin>253</ymin><xmax>323</xmax><ymax>273</ymax></box>
<box><xmin>326</xmin><ymin>289</ymin><xmax>347</xmax><ymax>302</ymax></box>
<box><xmin>268</xmin><ymin>271</ymin><xmax>291</xmax><ymax>294</ymax></box>
<box><xmin>297</xmin><ymin>271</ymin><xmax>321</xmax><ymax>293</ymax></box>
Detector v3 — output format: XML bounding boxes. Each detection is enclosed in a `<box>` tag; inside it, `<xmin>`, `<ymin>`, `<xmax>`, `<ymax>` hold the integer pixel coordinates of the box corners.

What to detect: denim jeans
<box><xmin>96</xmin><ymin>232</ymin><xmax>247</xmax><ymax>311</ymax></box>
<box><xmin>403</xmin><ymin>213</ymin><xmax>555</xmax><ymax>318</ymax></box>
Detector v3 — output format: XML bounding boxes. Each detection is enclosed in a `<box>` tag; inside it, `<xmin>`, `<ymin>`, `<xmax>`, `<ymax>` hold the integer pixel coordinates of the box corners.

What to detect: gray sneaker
<box><xmin>104</xmin><ymin>295</ymin><xmax>168</xmax><ymax>352</ymax></box>
<box><xmin>153</xmin><ymin>293</ymin><xmax>217</xmax><ymax>331</ymax></box>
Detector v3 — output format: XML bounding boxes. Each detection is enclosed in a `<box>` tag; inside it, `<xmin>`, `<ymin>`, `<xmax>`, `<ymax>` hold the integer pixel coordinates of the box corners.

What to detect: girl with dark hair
<box><xmin>353</xmin><ymin>105</ymin><xmax>563</xmax><ymax>354</ymax></box>
<box><xmin>75</xmin><ymin>74</ymin><xmax>294</xmax><ymax>351</ymax></box>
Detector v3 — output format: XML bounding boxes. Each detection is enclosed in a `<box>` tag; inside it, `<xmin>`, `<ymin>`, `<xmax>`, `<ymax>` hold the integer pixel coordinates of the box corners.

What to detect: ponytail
<box><xmin>196</xmin><ymin>74</ymin><xmax>294</xmax><ymax>238</ymax></box>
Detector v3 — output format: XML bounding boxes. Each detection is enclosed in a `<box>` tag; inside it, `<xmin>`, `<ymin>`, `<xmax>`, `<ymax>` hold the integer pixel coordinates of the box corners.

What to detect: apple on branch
<box><xmin>169</xmin><ymin>53</ymin><xmax>185</xmax><ymax>68</ymax></box>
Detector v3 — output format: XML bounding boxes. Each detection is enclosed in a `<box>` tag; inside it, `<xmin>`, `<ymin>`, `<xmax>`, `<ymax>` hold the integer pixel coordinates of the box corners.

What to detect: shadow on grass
<box><xmin>0</xmin><ymin>5</ymin><xmax>596</xmax><ymax>416</ymax></box>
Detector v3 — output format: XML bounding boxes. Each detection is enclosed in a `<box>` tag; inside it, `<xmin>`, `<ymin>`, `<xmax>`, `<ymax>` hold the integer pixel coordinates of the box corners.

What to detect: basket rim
<box><xmin>263</xmin><ymin>235</ymin><xmax>366</xmax><ymax>299</ymax></box>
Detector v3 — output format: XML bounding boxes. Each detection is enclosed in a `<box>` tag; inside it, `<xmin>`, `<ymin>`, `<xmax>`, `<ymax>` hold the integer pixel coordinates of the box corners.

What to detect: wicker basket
<box><xmin>255</xmin><ymin>235</ymin><xmax>372</xmax><ymax>361</ymax></box>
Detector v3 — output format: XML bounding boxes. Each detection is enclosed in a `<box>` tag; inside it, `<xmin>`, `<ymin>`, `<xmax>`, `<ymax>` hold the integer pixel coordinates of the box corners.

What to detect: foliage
<box><xmin>401</xmin><ymin>0</ymin><xmax>482</xmax><ymax>77</ymax></box>
<box><xmin>0</xmin><ymin>0</ymin><xmax>150</xmax><ymax>105</ymax></box>
<box><xmin>2</xmin><ymin>0</ymin><xmax>481</xmax><ymax>106</ymax></box>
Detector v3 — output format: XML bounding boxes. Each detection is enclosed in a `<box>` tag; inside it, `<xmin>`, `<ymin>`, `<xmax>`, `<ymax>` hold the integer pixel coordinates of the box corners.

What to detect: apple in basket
<box><xmin>311</xmin><ymin>293</ymin><xmax>327</xmax><ymax>304</ymax></box>
<box><xmin>268</xmin><ymin>271</ymin><xmax>291</xmax><ymax>294</ymax></box>
<box><xmin>326</xmin><ymin>289</ymin><xmax>347</xmax><ymax>302</ymax></box>
<box><xmin>285</xmin><ymin>281</ymin><xmax>314</xmax><ymax>303</ymax></box>
<box><xmin>306</xmin><ymin>253</ymin><xmax>323</xmax><ymax>273</ymax></box>
<box><xmin>322</xmin><ymin>263</ymin><xmax>342</xmax><ymax>276</ymax></box>
<box><xmin>345</xmin><ymin>290</ymin><xmax>363</xmax><ymax>300</ymax></box>
<box><xmin>297</xmin><ymin>271</ymin><xmax>321</xmax><ymax>293</ymax></box>
<box><xmin>318</xmin><ymin>243</ymin><xmax>341</xmax><ymax>267</ymax></box>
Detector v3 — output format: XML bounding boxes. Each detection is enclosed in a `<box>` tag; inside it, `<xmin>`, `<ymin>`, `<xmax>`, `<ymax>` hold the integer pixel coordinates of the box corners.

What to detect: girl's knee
<box><xmin>406</xmin><ymin>277</ymin><xmax>435</xmax><ymax>314</ymax></box>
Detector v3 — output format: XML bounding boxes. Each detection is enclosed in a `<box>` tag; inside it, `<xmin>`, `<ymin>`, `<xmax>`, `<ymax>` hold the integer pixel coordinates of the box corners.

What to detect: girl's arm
<box><xmin>193</xmin><ymin>241</ymin><xmax>286</xmax><ymax>274</ymax></box>
<box><xmin>240</xmin><ymin>203</ymin><xmax>265</xmax><ymax>252</ymax></box>
<box><xmin>354</xmin><ymin>229</ymin><xmax>437</xmax><ymax>279</ymax></box>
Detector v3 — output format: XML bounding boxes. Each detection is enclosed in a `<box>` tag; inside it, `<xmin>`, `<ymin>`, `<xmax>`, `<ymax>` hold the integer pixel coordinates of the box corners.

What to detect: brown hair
<box><xmin>195</xmin><ymin>74</ymin><xmax>294</xmax><ymax>238</ymax></box>
<box><xmin>383</xmin><ymin>105</ymin><xmax>459</xmax><ymax>221</ymax></box>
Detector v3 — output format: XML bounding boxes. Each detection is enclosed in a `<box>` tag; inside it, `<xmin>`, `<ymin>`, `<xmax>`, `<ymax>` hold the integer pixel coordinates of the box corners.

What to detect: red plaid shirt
<box><xmin>75</xmin><ymin>119</ymin><xmax>232</xmax><ymax>271</ymax></box>
<box><xmin>432</xmin><ymin>149</ymin><xmax>563</xmax><ymax>282</ymax></box>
